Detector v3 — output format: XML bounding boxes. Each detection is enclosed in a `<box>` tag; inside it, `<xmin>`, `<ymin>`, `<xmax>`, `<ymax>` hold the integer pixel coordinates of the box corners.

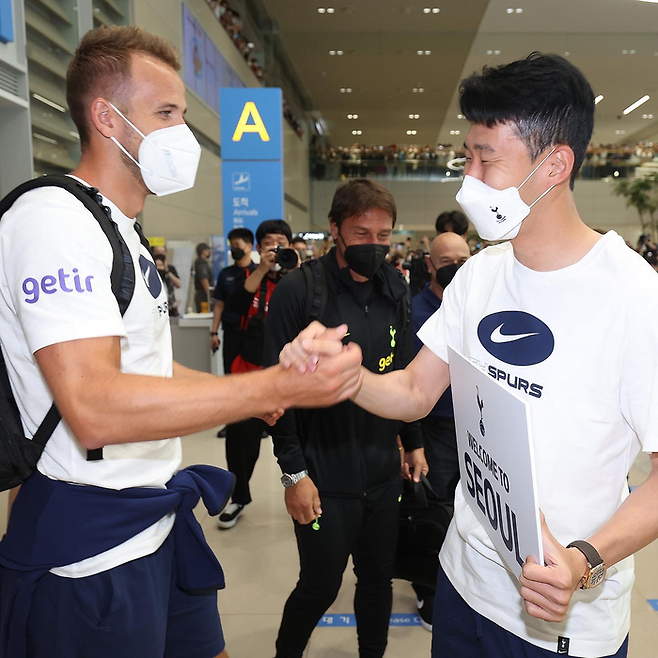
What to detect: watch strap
<box><xmin>566</xmin><ymin>540</ymin><xmax>603</xmax><ymax>568</ymax></box>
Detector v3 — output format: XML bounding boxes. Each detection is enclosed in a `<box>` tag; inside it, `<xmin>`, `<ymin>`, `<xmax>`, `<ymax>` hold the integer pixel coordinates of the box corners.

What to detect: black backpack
<box><xmin>394</xmin><ymin>474</ymin><xmax>455</xmax><ymax>588</ymax></box>
<box><xmin>0</xmin><ymin>174</ymin><xmax>150</xmax><ymax>491</ymax></box>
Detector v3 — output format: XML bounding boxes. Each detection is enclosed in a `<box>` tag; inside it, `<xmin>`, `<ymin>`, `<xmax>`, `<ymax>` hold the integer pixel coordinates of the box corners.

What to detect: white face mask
<box><xmin>455</xmin><ymin>147</ymin><xmax>556</xmax><ymax>241</ymax></box>
<box><xmin>109</xmin><ymin>103</ymin><xmax>201</xmax><ymax>197</ymax></box>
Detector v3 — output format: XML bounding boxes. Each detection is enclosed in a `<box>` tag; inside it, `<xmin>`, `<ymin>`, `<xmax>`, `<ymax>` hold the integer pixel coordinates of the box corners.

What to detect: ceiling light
<box><xmin>494</xmin><ymin>50</ymin><xmax>501</xmax><ymax>55</ymax></box>
<box><xmin>417</xmin><ymin>50</ymin><xmax>423</xmax><ymax>55</ymax></box>
<box><xmin>340</xmin><ymin>87</ymin><xmax>346</xmax><ymax>92</ymax></box>
<box><xmin>615</xmin><ymin>130</ymin><xmax>626</xmax><ymax>135</ymax></box>
<box><xmin>32</xmin><ymin>93</ymin><xmax>66</xmax><ymax>112</ymax></box>
<box><xmin>329</xmin><ymin>50</ymin><xmax>336</xmax><ymax>55</ymax></box>
<box><xmin>506</xmin><ymin>7</ymin><xmax>514</xmax><ymax>12</ymax></box>
<box><xmin>457</xmin><ymin>114</ymin><xmax>464</xmax><ymax>119</ymax></box>
<box><xmin>432</xmin><ymin>7</ymin><xmax>440</xmax><ymax>12</ymax></box>
<box><xmin>445</xmin><ymin>171</ymin><xmax>451</xmax><ymax>177</ymax></box>
<box><xmin>564</xmin><ymin>51</ymin><xmax>570</xmax><ymax>57</ymax></box>
<box><xmin>327</xmin><ymin>7</ymin><xmax>334</xmax><ymax>12</ymax></box>
<box><xmin>32</xmin><ymin>132</ymin><xmax>58</xmax><ymax>145</ymax></box>
<box><xmin>638</xmin><ymin>0</ymin><xmax>658</xmax><ymax>3</ymax></box>
<box><xmin>594</xmin><ymin>95</ymin><xmax>604</xmax><ymax>104</ymax></box>
<box><xmin>515</xmin><ymin>7</ymin><xmax>523</xmax><ymax>12</ymax></box>
<box><xmin>425</xmin><ymin>50</ymin><xmax>431</xmax><ymax>55</ymax></box>
<box><xmin>642</xmin><ymin>113</ymin><xmax>654</xmax><ymax>119</ymax></box>
<box><xmin>347</xmin><ymin>114</ymin><xmax>358</xmax><ymax>119</ymax></box>
<box><xmin>337</xmin><ymin>50</ymin><xmax>344</xmax><ymax>55</ymax></box>
<box><xmin>318</xmin><ymin>7</ymin><xmax>325</xmax><ymax>12</ymax></box>
<box><xmin>613</xmin><ymin>171</ymin><xmax>620</xmax><ymax>177</ymax></box>
<box><xmin>423</xmin><ymin>7</ymin><xmax>431</xmax><ymax>12</ymax></box>
<box><xmin>450</xmin><ymin>130</ymin><xmax>460</xmax><ymax>135</ymax></box>
<box><xmin>623</xmin><ymin>94</ymin><xmax>650</xmax><ymax>115</ymax></box>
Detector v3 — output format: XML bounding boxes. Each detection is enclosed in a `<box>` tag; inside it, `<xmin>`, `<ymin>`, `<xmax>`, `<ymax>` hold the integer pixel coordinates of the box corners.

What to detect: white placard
<box><xmin>448</xmin><ymin>345</ymin><xmax>543</xmax><ymax>578</ymax></box>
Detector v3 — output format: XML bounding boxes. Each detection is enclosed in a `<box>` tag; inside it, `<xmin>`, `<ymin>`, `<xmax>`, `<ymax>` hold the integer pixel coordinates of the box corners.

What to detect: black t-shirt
<box><xmin>213</xmin><ymin>262</ymin><xmax>256</xmax><ymax>327</ymax></box>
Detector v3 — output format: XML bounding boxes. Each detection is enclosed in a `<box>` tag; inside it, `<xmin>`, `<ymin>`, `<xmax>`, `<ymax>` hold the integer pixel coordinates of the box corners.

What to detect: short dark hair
<box><xmin>328</xmin><ymin>179</ymin><xmax>397</xmax><ymax>230</ymax></box>
<box><xmin>435</xmin><ymin>210</ymin><xmax>468</xmax><ymax>236</ymax></box>
<box><xmin>196</xmin><ymin>242</ymin><xmax>210</xmax><ymax>256</ymax></box>
<box><xmin>459</xmin><ymin>52</ymin><xmax>595</xmax><ymax>189</ymax></box>
<box><xmin>292</xmin><ymin>237</ymin><xmax>306</xmax><ymax>246</ymax></box>
<box><xmin>228</xmin><ymin>227</ymin><xmax>254</xmax><ymax>245</ymax></box>
<box><xmin>256</xmin><ymin>220</ymin><xmax>292</xmax><ymax>245</ymax></box>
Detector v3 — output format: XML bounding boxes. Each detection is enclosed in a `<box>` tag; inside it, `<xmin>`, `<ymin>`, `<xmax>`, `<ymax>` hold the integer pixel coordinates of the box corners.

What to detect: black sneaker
<box><xmin>217</xmin><ymin>503</ymin><xmax>244</xmax><ymax>529</ymax></box>
<box><xmin>416</xmin><ymin>596</ymin><xmax>433</xmax><ymax>632</ymax></box>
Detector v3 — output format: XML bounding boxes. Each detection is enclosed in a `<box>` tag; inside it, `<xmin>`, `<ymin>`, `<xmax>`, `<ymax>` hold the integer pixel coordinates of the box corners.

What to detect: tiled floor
<box><xmin>1</xmin><ymin>432</ymin><xmax>657</xmax><ymax>657</ymax></box>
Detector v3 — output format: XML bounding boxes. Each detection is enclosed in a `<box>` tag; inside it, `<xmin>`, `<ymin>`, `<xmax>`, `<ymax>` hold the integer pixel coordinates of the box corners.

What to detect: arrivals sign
<box><xmin>448</xmin><ymin>346</ymin><xmax>543</xmax><ymax>578</ymax></box>
<box><xmin>220</xmin><ymin>88</ymin><xmax>284</xmax><ymax>251</ymax></box>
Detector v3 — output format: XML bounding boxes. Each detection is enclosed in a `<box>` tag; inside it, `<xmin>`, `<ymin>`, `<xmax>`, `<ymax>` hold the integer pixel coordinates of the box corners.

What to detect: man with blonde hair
<box><xmin>0</xmin><ymin>26</ymin><xmax>361</xmax><ymax>658</ymax></box>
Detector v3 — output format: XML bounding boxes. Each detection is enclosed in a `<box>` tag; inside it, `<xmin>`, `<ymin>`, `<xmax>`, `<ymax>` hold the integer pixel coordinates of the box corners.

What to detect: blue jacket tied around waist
<box><xmin>0</xmin><ymin>464</ymin><xmax>235</xmax><ymax>657</ymax></box>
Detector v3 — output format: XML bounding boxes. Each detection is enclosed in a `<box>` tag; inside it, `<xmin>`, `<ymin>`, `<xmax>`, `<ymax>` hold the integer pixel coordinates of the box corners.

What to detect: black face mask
<box><xmin>434</xmin><ymin>262</ymin><xmax>462</xmax><ymax>290</ymax></box>
<box><xmin>230</xmin><ymin>246</ymin><xmax>246</xmax><ymax>261</ymax></box>
<box><xmin>342</xmin><ymin>242</ymin><xmax>389</xmax><ymax>279</ymax></box>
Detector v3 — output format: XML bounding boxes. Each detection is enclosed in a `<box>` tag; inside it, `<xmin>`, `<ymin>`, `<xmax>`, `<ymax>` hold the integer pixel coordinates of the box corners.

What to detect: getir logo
<box><xmin>22</xmin><ymin>268</ymin><xmax>94</xmax><ymax>304</ymax></box>
<box><xmin>232</xmin><ymin>102</ymin><xmax>271</xmax><ymax>143</ymax></box>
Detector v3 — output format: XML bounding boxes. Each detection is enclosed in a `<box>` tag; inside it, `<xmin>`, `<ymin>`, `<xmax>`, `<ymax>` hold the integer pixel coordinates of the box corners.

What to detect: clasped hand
<box><xmin>520</xmin><ymin>513</ymin><xmax>588</xmax><ymax>622</ymax></box>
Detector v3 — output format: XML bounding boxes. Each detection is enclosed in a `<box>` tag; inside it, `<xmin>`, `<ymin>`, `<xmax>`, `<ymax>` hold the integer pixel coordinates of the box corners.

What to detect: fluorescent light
<box><xmin>33</xmin><ymin>132</ymin><xmax>58</xmax><ymax>145</ymax></box>
<box><xmin>623</xmin><ymin>95</ymin><xmax>650</xmax><ymax>115</ymax></box>
<box><xmin>32</xmin><ymin>93</ymin><xmax>66</xmax><ymax>113</ymax></box>
<box><xmin>637</xmin><ymin>0</ymin><xmax>658</xmax><ymax>4</ymax></box>
<box><xmin>594</xmin><ymin>95</ymin><xmax>604</xmax><ymax>104</ymax></box>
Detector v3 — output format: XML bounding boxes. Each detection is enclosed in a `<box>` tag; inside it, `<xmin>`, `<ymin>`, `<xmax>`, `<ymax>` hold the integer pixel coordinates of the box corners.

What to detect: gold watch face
<box><xmin>585</xmin><ymin>564</ymin><xmax>606</xmax><ymax>589</ymax></box>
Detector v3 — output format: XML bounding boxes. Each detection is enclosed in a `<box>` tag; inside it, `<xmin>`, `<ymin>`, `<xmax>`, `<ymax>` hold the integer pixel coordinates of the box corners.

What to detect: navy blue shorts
<box><xmin>26</xmin><ymin>532</ymin><xmax>225</xmax><ymax>658</ymax></box>
<box><xmin>432</xmin><ymin>566</ymin><xmax>629</xmax><ymax>658</ymax></box>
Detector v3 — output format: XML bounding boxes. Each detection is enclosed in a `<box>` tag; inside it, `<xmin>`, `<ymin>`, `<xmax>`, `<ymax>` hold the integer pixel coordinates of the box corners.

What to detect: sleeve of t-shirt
<box><xmin>1</xmin><ymin>188</ymin><xmax>127</xmax><ymax>354</ymax></box>
<box><xmin>416</xmin><ymin>264</ymin><xmax>467</xmax><ymax>365</ymax></box>
<box><xmin>213</xmin><ymin>268</ymin><xmax>230</xmax><ymax>302</ymax></box>
<box><xmin>620</xmin><ymin>297</ymin><xmax>658</xmax><ymax>453</ymax></box>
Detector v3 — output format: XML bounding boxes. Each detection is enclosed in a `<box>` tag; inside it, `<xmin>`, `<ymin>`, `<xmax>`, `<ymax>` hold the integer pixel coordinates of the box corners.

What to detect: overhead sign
<box><xmin>0</xmin><ymin>0</ymin><xmax>14</xmax><ymax>44</ymax></box>
<box><xmin>220</xmin><ymin>88</ymin><xmax>284</xmax><ymax>250</ymax></box>
<box><xmin>448</xmin><ymin>345</ymin><xmax>543</xmax><ymax>579</ymax></box>
<box><xmin>220</xmin><ymin>88</ymin><xmax>283</xmax><ymax>161</ymax></box>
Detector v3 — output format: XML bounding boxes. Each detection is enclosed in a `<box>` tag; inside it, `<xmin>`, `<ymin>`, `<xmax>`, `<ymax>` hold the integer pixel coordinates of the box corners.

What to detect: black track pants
<box><xmin>225</xmin><ymin>417</ymin><xmax>266</xmax><ymax>505</ymax></box>
<box><xmin>275</xmin><ymin>479</ymin><xmax>401</xmax><ymax>658</ymax></box>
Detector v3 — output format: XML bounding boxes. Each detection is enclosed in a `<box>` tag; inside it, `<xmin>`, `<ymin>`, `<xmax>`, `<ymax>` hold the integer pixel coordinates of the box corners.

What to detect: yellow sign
<box><xmin>147</xmin><ymin>236</ymin><xmax>166</xmax><ymax>247</ymax></box>
<box><xmin>232</xmin><ymin>101</ymin><xmax>271</xmax><ymax>142</ymax></box>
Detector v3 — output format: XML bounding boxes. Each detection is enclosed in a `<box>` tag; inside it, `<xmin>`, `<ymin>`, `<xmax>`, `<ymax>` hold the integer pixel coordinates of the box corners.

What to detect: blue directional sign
<box><xmin>0</xmin><ymin>0</ymin><xmax>14</xmax><ymax>44</ymax></box>
<box><xmin>220</xmin><ymin>88</ymin><xmax>283</xmax><ymax>162</ymax></box>
<box><xmin>220</xmin><ymin>87</ymin><xmax>284</xmax><ymax>254</ymax></box>
<box><xmin>221</xmin><ymin>160</ymin><xmax>284</xmax><ymax>236</ymax></box>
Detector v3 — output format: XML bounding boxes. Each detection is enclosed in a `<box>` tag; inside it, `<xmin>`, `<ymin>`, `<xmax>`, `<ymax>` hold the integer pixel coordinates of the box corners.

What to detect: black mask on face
<box><xmin>339</xmin><ymin>233</ymin><xmax>389</xmax><ymax>279</ymax></box>
<box><xmin>434</xmin><ymin>262</ymin><xmax>462</xmax><ymax>290</ymax></box>
<box><xmin>230</xmin><ymin>246</ymin><xmax>246</xmax><ymax>261</ymax></box>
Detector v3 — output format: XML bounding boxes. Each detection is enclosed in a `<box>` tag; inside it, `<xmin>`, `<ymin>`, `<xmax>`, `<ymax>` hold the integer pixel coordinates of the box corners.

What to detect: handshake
<box><xmin>272</xmin><ymin>322</ymin><xmax>364</xmax><ymax>415</ymax></box>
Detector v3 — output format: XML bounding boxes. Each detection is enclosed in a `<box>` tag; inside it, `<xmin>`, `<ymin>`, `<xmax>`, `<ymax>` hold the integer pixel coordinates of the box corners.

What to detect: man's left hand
<box><xmin>519</xmin><ymin>513</ymin><xmax>588</xmax><ymax>622</ymax></box>
<box><xmin>402</xmin><ymin>447</ymin><xmax>429</xmax><ymax>483</ymax></box>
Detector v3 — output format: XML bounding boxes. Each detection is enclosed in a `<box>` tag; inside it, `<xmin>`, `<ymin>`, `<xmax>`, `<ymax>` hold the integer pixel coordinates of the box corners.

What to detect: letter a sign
<box><xmin>232</xmin><ymin>102</ymin><xmax>271</xmax><ymax>143</ymax></box>
<box><xmin>220</xmin><ymin>88</ymin><xmax>282</xmax><ymax>161</ymax></box>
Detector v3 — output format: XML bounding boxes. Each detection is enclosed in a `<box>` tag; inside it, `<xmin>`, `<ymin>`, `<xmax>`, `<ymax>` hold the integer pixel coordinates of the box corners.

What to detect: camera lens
<box><xmin>275</xmin><ymin>247</ymin><xmax>298</xmax><ymax>270</ymax></box>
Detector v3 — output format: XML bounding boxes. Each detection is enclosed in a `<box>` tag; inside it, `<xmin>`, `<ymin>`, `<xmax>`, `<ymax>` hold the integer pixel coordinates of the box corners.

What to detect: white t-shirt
<box><xmin>0</xmin><ymin>179</ymin><xmax>181</xmax><ymax>577</ymax></box>
<box><xmin>418</xmin><ymin>232</ymin><xmax>658</xmax><ymax>657</ymax></box>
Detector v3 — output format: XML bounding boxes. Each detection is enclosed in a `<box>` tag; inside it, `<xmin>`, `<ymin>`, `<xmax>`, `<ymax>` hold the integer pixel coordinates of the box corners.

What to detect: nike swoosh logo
<box><xmin>490</xmin><ymin>323</ymin><xmax>539</xmax><ymax>344</ymax></box>
<box><xmin>142</xmin><ymin>267</ymin><xmax>151</xmax><ymax>289</ymax></box>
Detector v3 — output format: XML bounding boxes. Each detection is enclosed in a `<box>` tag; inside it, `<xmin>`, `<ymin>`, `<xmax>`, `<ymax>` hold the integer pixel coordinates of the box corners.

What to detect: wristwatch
<box><xmin>210</xmin><ymin>332</ymin><xmax>218</xmax><ymax>336</ymax></box>
<box><xmin>281</xmin><ymin>470</ymin><xmax>308</xmax><ymax>488</ymax></box>
<box><xmin>566</xmin><ymin>540</ymin><xmax>606</xmax><ymax>589</ymax></box>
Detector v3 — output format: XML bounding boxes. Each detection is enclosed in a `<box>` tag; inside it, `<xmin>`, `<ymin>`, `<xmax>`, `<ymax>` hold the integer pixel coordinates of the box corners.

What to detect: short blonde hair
<box><xmin>66</xmin><ymin>26</ymin><xmax>180</xmax><ymax>146</ymax></box>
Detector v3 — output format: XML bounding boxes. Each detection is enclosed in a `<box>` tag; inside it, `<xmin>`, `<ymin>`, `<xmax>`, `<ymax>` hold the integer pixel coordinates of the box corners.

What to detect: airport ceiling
<box><xmin>261</xmin><ymin>0</ymin><xmax>658</xmax><ymax>148</ymax></box>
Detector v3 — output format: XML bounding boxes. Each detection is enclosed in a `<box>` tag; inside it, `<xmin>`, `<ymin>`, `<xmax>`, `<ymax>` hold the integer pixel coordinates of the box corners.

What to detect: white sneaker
<box><xmin>217</xmin><ymin>502</ymin><xmax>245</xmax><ymax>529</ymax></box>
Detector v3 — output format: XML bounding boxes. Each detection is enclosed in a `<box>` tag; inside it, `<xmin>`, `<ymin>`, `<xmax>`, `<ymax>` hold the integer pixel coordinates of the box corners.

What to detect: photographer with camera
<box><xmin>218</xmin><ymin>219</ymin><xmax>299</xmax><ymax>528</ymax></box>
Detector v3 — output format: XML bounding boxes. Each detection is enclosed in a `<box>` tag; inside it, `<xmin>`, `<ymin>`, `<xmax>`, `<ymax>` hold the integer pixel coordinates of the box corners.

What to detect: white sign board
<box><xmin>448</xmin><ymin>346</ymin><xmax>543</xmax><ymax>578</ymax></box>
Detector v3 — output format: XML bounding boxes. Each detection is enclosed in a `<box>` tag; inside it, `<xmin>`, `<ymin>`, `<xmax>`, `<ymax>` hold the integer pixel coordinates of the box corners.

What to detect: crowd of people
<box><xmin>204</xmin><ymin>0</ymin><xmax>305</xmax><ymax>138</ymax></box>
<box><xmin>311</xmin><ymin>140</ymin><xmax>658</xmax><ymax>180</ymax></box>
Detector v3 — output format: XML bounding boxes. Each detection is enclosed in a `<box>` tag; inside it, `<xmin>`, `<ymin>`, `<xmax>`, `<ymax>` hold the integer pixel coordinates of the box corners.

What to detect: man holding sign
<box><xmin>281</xmin><ymin>53</ymin><xmax>658</xmax><ymax>658</ymax></box>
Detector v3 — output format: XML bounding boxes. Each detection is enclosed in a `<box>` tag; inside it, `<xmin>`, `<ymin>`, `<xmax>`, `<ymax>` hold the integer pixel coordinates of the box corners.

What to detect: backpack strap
<box><xmin>302</xmin><ymin>260</ymin><xmax>328</xmax><ymax>325</ymax></box>
<box><xmin>0</xmin><ymin>174</ymin><xmax>140</xmax><ymax>463</ymax></box>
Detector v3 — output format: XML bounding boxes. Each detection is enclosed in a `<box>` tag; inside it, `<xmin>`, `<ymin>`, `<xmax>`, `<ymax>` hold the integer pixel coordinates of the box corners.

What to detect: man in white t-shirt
<box><xmin>281</xmin><ymin>53</ymin><xmax>658</xmax><ymax>658</ymax></box>
<box><xmin>0</xmin><ymin>26</ymin><xmax>362</xmax><ymax>658</ymax></box>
